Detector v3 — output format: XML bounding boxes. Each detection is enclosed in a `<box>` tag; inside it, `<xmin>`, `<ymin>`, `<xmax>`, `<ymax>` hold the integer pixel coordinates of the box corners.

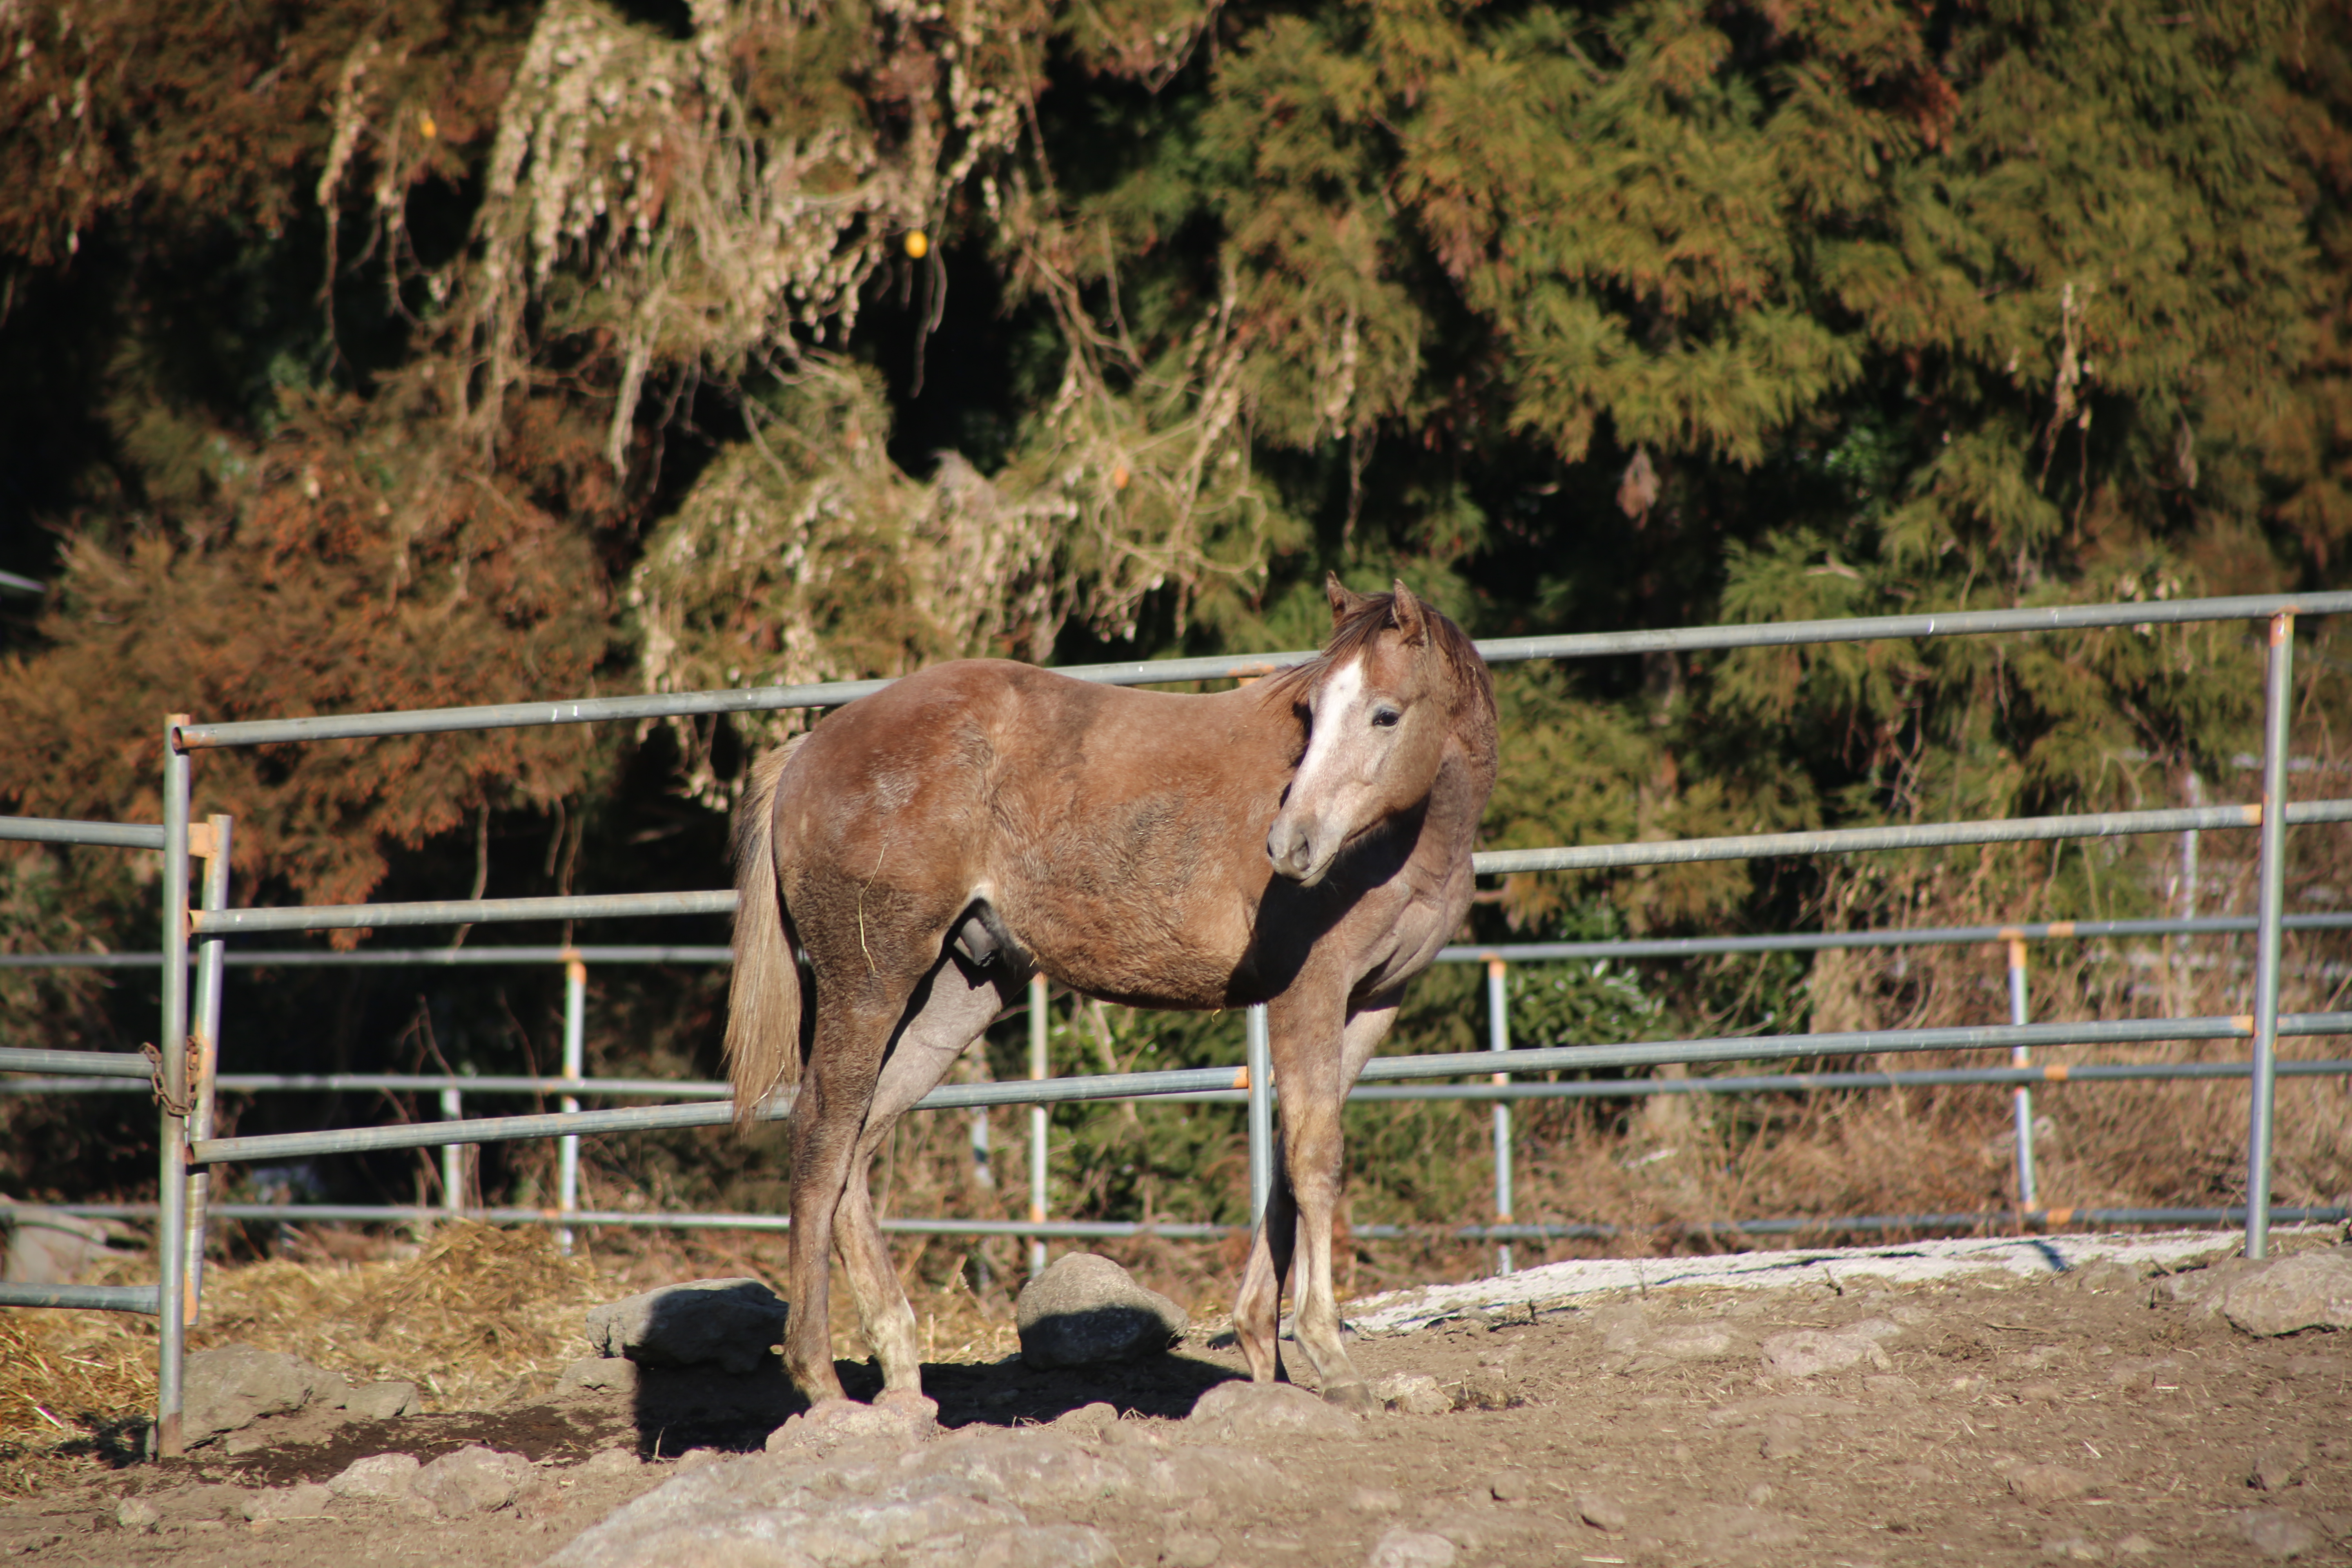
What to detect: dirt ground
<box><xmin>2</xmin><ymin>1232</ymin><xmax>2348</xmax><ymax>1566</ymax></box>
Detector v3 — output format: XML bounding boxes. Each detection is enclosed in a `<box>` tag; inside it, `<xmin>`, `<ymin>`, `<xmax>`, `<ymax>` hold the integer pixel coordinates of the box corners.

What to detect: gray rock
<box><xmin>182</xmin><ymin>1344</ymin><xmax>336</xmax><ymax>1443</ymax></box>
<box><xmin>2</xmin><ymin>1207</ymin><xmax>109</xmax><ymax>1285</ymax></box>
<box><xmin>1050</xmin><ymin>1400</ymin><xmax>1119</xmax><ymax>1436</ymax></box>
<box><xmin>584</xmin><ymin>1277</ymin><xmax>789</xmax><ymax>1374</ymax></box>
<box><xmin>1016</xmin><ymin>1253</ymin><xmax>1187</xmax><ymax>1369</ymax></box>
<box><xmin>548</xmin><ymin>1462</ymin><xmax>1029</xmax><ymax>1568</ymax></box>
<box><xmin>1488</xmin><ymin>1472</ymin><xmax>1532</xmax><ymax>1502</ymax></box>
<box><xmin>2235</xmin><ymin>1508</ymin><xmax>2318</xmax><ymax>1559</ymax></box>
<box><xmin>412</xmin><ymin>1444</ymin><xmax>532</xmax><ymax>1517</ymax></box>
<box><xmin>1370</xmin><ymin>1372</ymin><xmax>1450</xmax><ymax>1415</ymax></box>
<box><xmin>1576</xmin><ymin>1492</ymin><xmax>1629</xmax><ymax>1532</ymax></box>
<box><xmin>327</xmin><ymin>1452</ymin><xmax>421</xmax><ymax>1499</ymax></box>
<box><xmin>1367</xmin><ymin>1526</ymin><xmax>1457</xmax><ymax>1568</ymax></box>
<box><xmin>2163</xmin><ymin>1258</ymin><xmax>2256</xmax><ymax>1313</ymax></box>
<box><xmin>2008</xmin><ymin>1463</ymin><xmax>2094</xmax><ymax>1504</ymax></box>
<box><xmin>114</xmin><ymin>1496</ymin><xmax>159</xmax><ymax>1531</ymax></box>
<box><xmin>241</xmin><ymin>1482</ymin><xmax>334</xmax><ymax>1521</ymax></box>
<box><xmin>2223</xmin><ymin>1252</ymin><xmax>2352</xmax><ymax>1336</ymax></box>
<box><xmin>1188</xmin><ymin>1378</ymin><xmax>1358</xmax><ymax>1438</ymax></box>
<box><xmin>2252</xmin><ymin>1446</ymin><xmax>2308</xmax><ymax>1492</ymax></box>
<box><xmin>2070</xmin><ymin>1260</ymin><xmax>2143</xmax><ymax>1294</ymax></box>
<box><xmin>557</xmin><ymin>1357</ymin><xmax>641</xmax><ymax>1398</ymax></box>
<box><xmin>578</xmin><ymin>1448</ymin><xmax>643</xmax><ymax>1476</ymax></box>
<box><xmin>341</xmin><ymin>1379</ymin><xmax>419</xmax><ymax>1420</ymax></box>
<box><xmin>1759</xmin><ymin>1317</ymin><xmax>1901</xmax><ymax>1379</ymax></box>
<box><xmin>1653</xmin><ymin>1326</ymin><xmax>1737</xmax><ymax>1360</ymax></box>
<box><xmin>764</xmin><ymin>1393</ymin><xmax>941</xmax><ymax>1454</ymax></box>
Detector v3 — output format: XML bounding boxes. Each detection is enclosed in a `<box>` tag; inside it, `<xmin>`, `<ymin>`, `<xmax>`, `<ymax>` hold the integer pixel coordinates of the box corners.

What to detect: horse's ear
<box><xmin>1390</xmin><ymin>579</ymin><xmax>1429</xmax><ymax>646</ymax></box>
<box><xmin>1325</xmin><ymin>572</ymin><xmax>1372</xmax><ymax>626</ymax></box>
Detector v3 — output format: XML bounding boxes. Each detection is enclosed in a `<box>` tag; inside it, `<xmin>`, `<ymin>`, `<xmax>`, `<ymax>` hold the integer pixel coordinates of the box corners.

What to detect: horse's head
<box><xmin>1266</xmin><ymin>575</ymin><xmax>1484</xmax><ymax>887</ymax></box>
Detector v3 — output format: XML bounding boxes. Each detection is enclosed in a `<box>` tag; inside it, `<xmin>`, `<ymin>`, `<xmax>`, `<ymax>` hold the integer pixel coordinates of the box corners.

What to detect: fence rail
<box><xmin>170</xmin><ymin>590</ymin><xmax>2352</xmax><ymax>749</ymax></box>
<box><xmin>163</xmin><ymin>799</ymin><xmax>2352</xmax><ymax>937</ymax></box>
<box><xmin>151</xmin><ymin>1011</ymin><xmax>2352</xmax><ymax>1166</ymax></box>
<box><xmin>11</xmin><ymin>1204</ymin><xmax>2346</xmax><ymax>1269</ymax></box>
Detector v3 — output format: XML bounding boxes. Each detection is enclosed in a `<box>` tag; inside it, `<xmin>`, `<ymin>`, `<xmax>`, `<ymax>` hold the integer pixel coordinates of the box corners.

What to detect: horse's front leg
<box><xmin>1233</xmin><ymin>1140</ymin><xmax>1301</xmax><ymax>1385</ymax></box>
<box><xmin>1275</xmin><ymin>993</ymin><xmax>1398</xmax><ymax>1410</ymax></box>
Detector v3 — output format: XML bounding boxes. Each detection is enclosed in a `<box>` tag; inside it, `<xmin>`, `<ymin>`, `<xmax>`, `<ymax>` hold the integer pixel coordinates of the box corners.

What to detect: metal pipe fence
<box><xmin>6</xmin><ymin>588</ymin><xmax>2351</xmax><ymax>1451</ymax></box>
<box><xmin>12</xmin><ymin>1199</ymin><xmax>2348</xmax><ymax>1281</ymax></box>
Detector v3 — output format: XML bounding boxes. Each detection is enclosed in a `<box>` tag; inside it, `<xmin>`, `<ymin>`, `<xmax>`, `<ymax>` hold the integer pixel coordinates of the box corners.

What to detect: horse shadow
<box><xmin>624</xmin><ymin>1351</ymin><xmax>1243</xmax><ymax>1457</ymax></box>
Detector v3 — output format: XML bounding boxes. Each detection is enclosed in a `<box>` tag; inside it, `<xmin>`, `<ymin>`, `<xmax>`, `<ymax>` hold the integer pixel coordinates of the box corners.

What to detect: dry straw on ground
<box><xmin>0</xmin><ymin>1220</ymin><xmax>1030</xmax><ymax>1497</ymax></box>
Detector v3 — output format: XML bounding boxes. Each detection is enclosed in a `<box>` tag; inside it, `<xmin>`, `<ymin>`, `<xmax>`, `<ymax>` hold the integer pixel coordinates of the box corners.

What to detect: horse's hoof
<box><xmin>1322</xmin><ymin>1380</ymin><xmax>1379</xmax><ymax>1414</ymax></box>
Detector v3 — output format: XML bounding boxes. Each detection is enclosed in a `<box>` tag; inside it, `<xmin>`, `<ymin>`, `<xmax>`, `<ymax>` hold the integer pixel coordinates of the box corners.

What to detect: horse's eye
<box><xmin>1371</xmin><ymin>707</ymin><xmax>1401</xmax><ymax>728</ymax></box>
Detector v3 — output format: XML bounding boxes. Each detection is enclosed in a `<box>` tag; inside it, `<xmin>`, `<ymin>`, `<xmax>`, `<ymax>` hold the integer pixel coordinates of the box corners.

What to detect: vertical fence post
<box><xmin>2247</xmin><ymin>610</ymin><xmax>2296</xmax><ymax>1260</ymax></box>
<box><xmin>184</xmin><ymin>815</ymin><xmax>232</xmax><ymax>1325</ymax></box>
<box><xmin>1028</xmin><ymin>973</ymin><xmax>1048</xmax><ymax>1279</ymax></box>
<box><xmin>1486</xmin><ymin>958</ymin><xmax>1514</xmax><ymax>1275</ymax></box>
<box><xmin>2007</xmin><ymin>938</ymin><xmax>2038</xmax><ymax>1218</ymax></box>
<box><xmin>969</xmin><ymin>1094</ymin><xmax>993</xmax><ymax>1295</ymax></box>
<box><xmin>1245</xmin><ymin>1004</ymin><xmax>1273</xmax><ymax>1230</ymax></box>
<box><xmin>2182</xmin><ymin>771</ymin><xmax>2203</xmax><ymax>921</ymax></box>
<box><xmin>557</xmin><ymin>953</ymin><xmax>585</xmax><ymax>1254</ymax></box>
<box><xmin>441</xmin><ymin>1088</ymin><xmax>464</xmax><ymax>1216</ymax></box>
<box><xmin>155</xmin><ymin>715</ymin><xmax>192</xmax><ymax>1457</ymax></box>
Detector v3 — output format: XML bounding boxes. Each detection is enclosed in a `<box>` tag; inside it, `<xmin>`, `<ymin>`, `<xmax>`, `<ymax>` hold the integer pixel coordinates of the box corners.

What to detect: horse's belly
<box><xmin>1000</xmin><ymin>890</ymin><xmax>1256</xmax><ymax>1012</ymax></box>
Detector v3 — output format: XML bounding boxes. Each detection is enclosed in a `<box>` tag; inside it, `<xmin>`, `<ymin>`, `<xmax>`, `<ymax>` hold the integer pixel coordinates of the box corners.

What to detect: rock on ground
<box><xmin>1</xmin><ymin>1206</ymin><xmax>109</xmax><ymax>1285</ymax></box>
<box><xmin>342</xmin><ymin>1378</ymin><xmax>422</xmax><ymax>1420</ymax></box>
<box><xmin>1366</xmin><ymin>1526</ymin><xmax>1457</xmax><ymax>1568</ymax></box>
<box><xmin>2222</xmin><ymin>1250</ymin><xmax>2352</xmax><ymax>1336</ymax></box>
<box><xmin>548</xmin><ymin>1427</ymin><xmax>1138</xmax><ymax>1568</ymax></box>
<box><xmin>1759</xmin><ymin>1317</ymin><xmax>1901</xmax><ymax>1379</ymax></box>
<box><xmin>1187</xmin><ymin>1379</ymin><xmax>1359</xmax><ymax>1438</ymax></box>
<box><xmin>1369</xmin><ymin>1372</ymin><xmax>1450</xmax><ymax>1414</ymax></box>
<box><xmin>1016</xmin><ymin>1252</ymin><xmax>1188</xmax><ymax>1369</ymax></box>
<box><xmin>583</xmin><ymin>1277</ymin><xmax>790</xmax><ymax>1374</ymax></box>
<box><xmin>1575</xmin><ymin>1492</ymin><xmax>1629</xmax><ymax>1532</ymax></box>
<box><xmin>2007</xmin><ymin>1463</ymin><xmax>2095</xmax><ymax>1504</ymax></box>
<box><xmin>242</xmin><ymin>1482</ymin><xmax>334</xmax><ymax>1521</ymax></box>
<box><xmin>2235</xmin><ymin>1508</ymin><xmax>2319</xmax><ymax>1559</ymax></box>
<box><xmin>181</xmin><ymin>1344</ymin><xmax>341</xmax><ymax>1443</ymax></box>
<box><xmin>328</xmin><ymin>1452</ymin><xmax>421</xmax><ymax>1499</ymax></box>
<box><xmin>413</xmin><ymin>1444</ymin><xmax>535</xmax><ymax>1517</ymax></box>
<box><xmin>765</xmin><ymin>1394</ymin><xmax>940</xmax><ymax>1454</ymax></box>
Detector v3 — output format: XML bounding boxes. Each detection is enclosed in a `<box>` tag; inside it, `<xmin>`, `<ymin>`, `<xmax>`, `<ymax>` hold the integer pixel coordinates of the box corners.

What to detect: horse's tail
<box><xmin>726</xmin><ymin>740</ymin><xmax>804</xmax><ymax>1128</ymax></box>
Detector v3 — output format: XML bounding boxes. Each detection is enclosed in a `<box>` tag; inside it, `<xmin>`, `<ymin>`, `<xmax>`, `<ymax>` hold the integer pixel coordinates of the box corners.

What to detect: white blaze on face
<box><xmin>1292</xmin><ymin>655</ymin><xmax>1366</xmax><ymax>802</ymax></box>
<box><xmin>1267</xmin><ymin>653</ymin><xmax>1391</xmax><ymax>885</ymax></box>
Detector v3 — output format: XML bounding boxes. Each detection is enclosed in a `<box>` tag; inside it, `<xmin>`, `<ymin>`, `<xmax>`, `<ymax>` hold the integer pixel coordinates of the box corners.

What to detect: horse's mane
<box><xmin>1270</xmin><ymin>591</ymin><xmax>1494</xmax><ymax>730</ymax></box>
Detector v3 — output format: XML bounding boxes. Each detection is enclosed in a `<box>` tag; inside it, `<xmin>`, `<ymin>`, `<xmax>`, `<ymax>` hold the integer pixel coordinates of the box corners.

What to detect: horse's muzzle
<box><xmin>1267</xmin><ymin>818</ymin><xmax>1331</xmax><ymax>886</ymax></box>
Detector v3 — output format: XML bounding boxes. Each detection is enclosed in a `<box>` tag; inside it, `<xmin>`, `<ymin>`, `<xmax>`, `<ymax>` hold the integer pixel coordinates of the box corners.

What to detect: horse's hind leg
<box><xmin>829</xmin><ymin>949</ymin><xmax>1020</xmax><ymax>1400</ymax></box>
<box><xmin>784</xmin><ymin>980</ymin><xmax>919</xmax><ymax>1405</ymax></box>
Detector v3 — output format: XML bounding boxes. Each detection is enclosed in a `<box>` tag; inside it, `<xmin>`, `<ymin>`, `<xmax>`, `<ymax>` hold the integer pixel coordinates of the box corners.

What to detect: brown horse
<box><xmin>726</xmin><ymin>576</ymin><xmax>1497</xmax><ymax>1413</ymax></box>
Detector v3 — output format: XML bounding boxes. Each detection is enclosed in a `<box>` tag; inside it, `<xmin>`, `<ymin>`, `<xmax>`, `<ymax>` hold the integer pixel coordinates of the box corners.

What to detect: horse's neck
<box><xmin>1428</xmin><ymin>728</ymin><xmax>1496</xmax><ymax>840</ymax></box>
